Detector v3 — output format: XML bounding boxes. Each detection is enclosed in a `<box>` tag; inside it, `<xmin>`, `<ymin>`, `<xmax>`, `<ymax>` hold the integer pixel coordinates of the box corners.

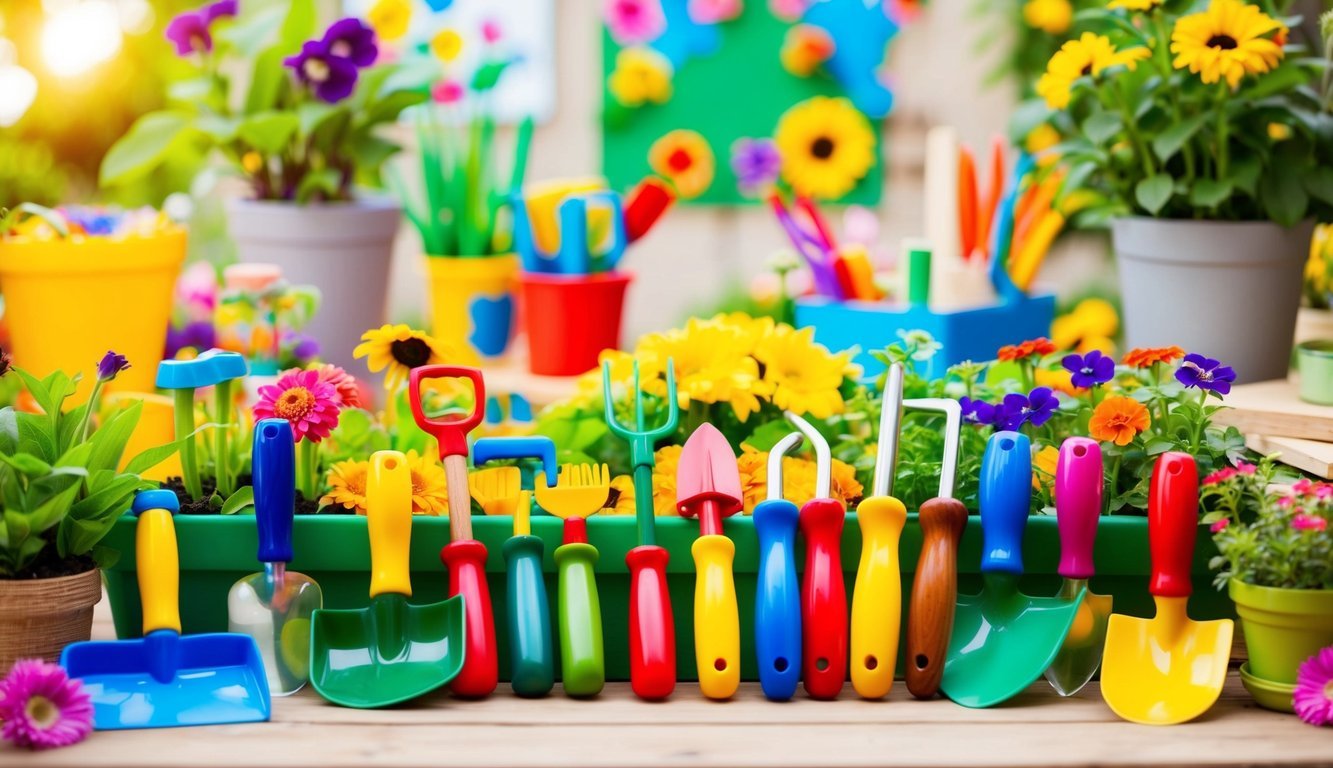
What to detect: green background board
<box><xmin>600</xmin><ymin>3</ymin><xmax>885</xmax><ymax>206</ymax></box>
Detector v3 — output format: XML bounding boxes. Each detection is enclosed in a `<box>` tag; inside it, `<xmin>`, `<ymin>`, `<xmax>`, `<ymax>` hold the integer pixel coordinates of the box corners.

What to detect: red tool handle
<box><xmin>799</xmin><ymin>497</ymin><xmax>847</xmax><ymax>700</ymax></box>
<box><xmin>442</xmin><ymin>539</ymin><xmax>498</xmax><ymax>697</ymax></box>
<box><xmin>624</xmin><ymin>177</ymin><xmax>675</xmax><ymax>243</ymax></box>
<box><xmin>1148</xmin><ymin>452</ymin><xmax>1198</xmax><ymax>599</ymax></box>
<box><xmin>409</xmin><ymin>365</ymin><xmax>485</xmax><ymax>458</ymax></box>
<box><xmin>627</xmin><ymin>545</ymin><xmax>676</xmax><ymax>700</ymax></box>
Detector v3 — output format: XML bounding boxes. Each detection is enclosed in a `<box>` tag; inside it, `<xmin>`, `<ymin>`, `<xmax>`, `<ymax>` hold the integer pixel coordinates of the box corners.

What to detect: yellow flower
<box><xmin>1036</xmin><ymin>32</ymin><xmax>1151</xmax><ymax>109</ymax></box>
<box><xmin>1170</xmin><ymin>0</ymin><xmax>1285</xmax><ymax>88</ymax></box>
<box><xmin>648</xmin><ymin>129</ymin><xmax>715</xmax><ymax>199</ymax></box>
<box><xmin>774</xmin><ymin>96</ymin><xmax>876</xmax><ymax>200</ymax></box>
<box><xmin>1025</xmin><ymin>123</ymin><xmax>1063</xmax><ymax>167</ymax></box>
<box><xmin>1051</xmin><ymin>297</ymin><xmax>1119</xmax><ymax>353</ymax></box>
<box><xmin>366</xmin><ymin>0</ymin><xmax>411</xmax><ymax>42</ymax></box>
<box><xmin>1035</xmin><ymin>367</ymin><xmax>1081</xmax><ymax>397</ymax></box>
<box><xmin>736</xmin><ymin>445</ymin><xmax>863</xmax><ymax>513</ymax></box>
<box><xmin>1108</xmin><ymin>0</ymin><xmax>1162</xmax><ymax>10</ymax></box>
<box><xmin>637</xmin><ymin>316</ymin><xmax>761</xmax><ymax>421</ymax></box>
<box><xmin>353</xmin><ymin>324</ymin><xmax>453</xmax><ymax>392</ymax></box>
<box><xmin>651</xmin><ymin>445</ymin><xmax>683</xmax><ymax>516</ymax></box>
<box><xmin>431</xmin><ymin>29</ymin><xmax>463</xmax><ymax>63</ymax></box>
<box><xmin>753</xmin><ymin>325</ymin><xmax>857</xmax><ymax>419</ymax></box>
<box><xmin>322</xmin><ymin>458</ymin><xmax>369</xmax><ymax>514</ymax></box>
<box><xmin>404</xmin><ymin>450</ymin><xmax>450</xmax><ymax>515</ymax></box>
<box><xmin>1033</xmin><ymin>445</ymin><xmax>1059</xmax><ymax>493</ymax></box>
<box><xmin>1023</xmin><ymin>0</ymin><xmax>1072</xmax><ymax>35</ymax></box>
<box><xmin>607</xmin><ymin>47</ymin><xmax>673</xmax><ymax>107</ymax></box>
<box><xmin>605</xmin><ymin>474</ymin><xmax>638</xmax><ymax>515</ymax></box>
<box><xmin>1267</xmin><ymin>122</ymin><xmax>1291</xmax><ymax>141</ymax></box>
<box><xmin>1307</xmin><ymin>224</ymin><xmax>1331</xmax><ymax>295</ymax></box>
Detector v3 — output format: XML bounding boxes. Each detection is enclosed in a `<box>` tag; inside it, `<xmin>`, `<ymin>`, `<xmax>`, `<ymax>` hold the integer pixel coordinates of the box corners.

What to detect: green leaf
<box><xmin>1135</xmin><ymin>173</ymin><xmax>1174</xmax><ymax>215</ymax></box>
<box><xmin>1151</xmin><ymin>113</ymin><xmax>1208</xmax><ymax>163</ymax></box>
<box><xmin>297</xmin><ymin>102</ymin><xmax>339</xmax><ymax>138</ymax></box>
<box><xmin>237</xmin><ymin>112</ymin><xmax>300</xmax><ymax>155</ymax></box>
<box><xmin>294</xmin><ymin>168</ymin><xmax>342</xmax><ymax>204</ymax></box>
<box><xmin>99</xmin><ymin>112</ymin><xmax>191</xmax><ymax>186</ymax></box>
<box><xmin>1304</xmin><ymin>165</ymin><xmax>1333</xmax><ymax>205</ymax></box>
<box><xmin>218</xmin><ymin>5</ymin><xmax>285</xmax><ymax>57</ymax></box>
<box><xmin>1189</xmin><ymin>179</ymin><xmax>1233</xmax><ymax>209</ymax></box>
<box><xmin>358</xmin><ymin>90</ymin><xmax>428</xmax><ymax>129</ymax></box>
<box><xmin>84</xmin><ymin>401</ymin><xmax>141</xmax><ymax>474</ymax></box>
<box><xmin>244</xmin><ymin>48</ymin><xmax>286</xmax><ymax>115</ymax></box>
<box><xmin>277</xmin><ymin>0</ymin><xmax>316</xmax><ymax>53</ymax></box>
<box><xmin>122</xmin><ymin>439</ymin><xmax>184</xmax><ymax>477</ymax></box>
<box><xmin>1231</xmin><ymin>154</ymin><xmax>1262</xmax><ymax>196</ymax></box>
<box><xmin>196</xmin><ymin>114</ymin><xmax>241</xmax><ymax>143</ymax></box>
<box><xmin>1083</xmin><ymin>112</ymin><xmax>1123</xmax><ymax>145</ymax></box>
<box><xmin>220</xmin><ymin>486</ymin><xmax>255</xmax><ymax>515</ymax></box>
<box><xmin>1260</xmin><ymin>155</ymin><xmax>1309</xmax><ymax>226</ymax></box>
<box><xmin>471</xmin><ymin>60</ymin><xmax>512</xmax><ymax>92</ymax></box>
<box><xmin>0</xmin><ymin>452</ymin><xmax>52</xmax><ymax>478</ymax></box>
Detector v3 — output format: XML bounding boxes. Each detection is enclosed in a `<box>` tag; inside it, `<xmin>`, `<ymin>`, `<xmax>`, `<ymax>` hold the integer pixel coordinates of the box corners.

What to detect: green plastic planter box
<box><xmin>102</xmin><ymin>514</ymin><xmax>1232</xmax><ymax>683</ymax></box>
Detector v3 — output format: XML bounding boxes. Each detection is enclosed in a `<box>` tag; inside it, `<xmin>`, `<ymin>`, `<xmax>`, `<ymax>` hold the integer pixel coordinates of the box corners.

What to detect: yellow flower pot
<box><xmin>0</xmin><ymin>230</ymin><xmax>186</xmax><ymax>403</ymax></box>
<box><xmin>425</xmin><ymin>254</ymin><xmax>518</xmax><ymax>364</ymax></box>
<box><xmin>103</xmin><ymin>391</ymin><xmax>181</xmax><ymax>482</ymax></box>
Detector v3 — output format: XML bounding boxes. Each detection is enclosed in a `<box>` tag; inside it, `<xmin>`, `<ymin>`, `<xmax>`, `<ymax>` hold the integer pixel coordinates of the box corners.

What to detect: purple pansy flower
<box><xmin>203</xmin><ymin>0</ymin><xmax>238</xmax><ymax>22</ymax></box>
<box><xmin>165</xmin><ymin>321</ymin><xmax>217</xmax><ymax>359</ymax></box>
<box><xmin>1062</xmin><ymin>349</ymin><xmax>1114</xmax><ymax>389</ymax></box>
<box><xmin>288</xmin><ymin>332</ymin><xmax>321</xmax><ymax>362</ymax></box>
<box><xmin>164</xmin><ymin>10</ymin><xmax>212</xmax><ymax>56</ymax></box>
<box><xmin>285</xmin><ymin>39</ymin><xmax>359</xmax><ymax>103</ymax></box>
<box><xmin>959</xmin><ymin>396</ymin><xmax>999</xmax><ymax>427</ymax></box>
<box><xmin>1174</xmin><ymin>353</ymin><xmax>1237</xmax><ymax>395</ymax></box>
<box><xmin>96</xmin><ymin>351</ymin><xmax>130</xmax><ymax>382</ymax></box>
<box><xmin>730</xmin><ymin>138</ymin><xmax>782</xmax><ymax>194</ymax></box>
<box><xmin>997</xmin><ymin>387</ymin><xmax>1058</xmax><ymax>430</ymax></box>
<box><xmin>321</xmin><ymin>18</ymin><xmax>378</xmax><ymax>67</ymax></box>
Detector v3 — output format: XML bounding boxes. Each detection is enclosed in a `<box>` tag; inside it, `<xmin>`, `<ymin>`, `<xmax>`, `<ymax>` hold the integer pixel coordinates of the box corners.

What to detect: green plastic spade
<box><xmin>940</xmin><ymin>431</ymin><xmax>1084</xmax><ymax>708</ymax></box>
<box><xmin>309</xmin><ymin>451</ymin><xmax>465</xmax><ymax>709</ymax></box>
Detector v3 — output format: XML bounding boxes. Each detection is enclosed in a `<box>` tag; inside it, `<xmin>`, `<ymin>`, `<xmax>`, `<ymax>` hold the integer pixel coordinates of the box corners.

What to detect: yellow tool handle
<box><xmin>692</xmin><ymin>534</ymin><xmax>739</xmax><ymax>700</ymax></box>
<box><xmin>368</xmin><ymin>450</ymin><xmax>413</xmax><ymax>599</ymax></box>
<box><xmin>515</xmin><ymin>490</ymin><xmax>532</xmax><ymax>537</ymax></box>
<box><xmin>850</xmin><ymin>495</ymin><xmax>908</xmax><ymax>699</ymax></box>
<box><xmin>138</xmin><ymin>507</ymin><xmax>181</xmax><ymax>635</ymax></box>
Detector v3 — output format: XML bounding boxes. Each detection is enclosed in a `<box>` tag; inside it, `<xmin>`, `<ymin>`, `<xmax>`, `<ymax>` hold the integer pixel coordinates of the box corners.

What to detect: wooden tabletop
<box><xmin>6</xmin><ymin>597</ymin><xmax>1330</xmax><ymax>768</ymax></box>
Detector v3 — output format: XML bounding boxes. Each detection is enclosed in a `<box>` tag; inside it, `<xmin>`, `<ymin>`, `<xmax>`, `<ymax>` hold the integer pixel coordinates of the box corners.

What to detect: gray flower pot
<box><xmin>1112</xmin><ymin>217</ymin><xmax>1315</xmax><ymax>384</ymax></box>
<box><xmin>225</xmin><ymin>197</ymin><xmax>401</xmax><ymax>373</ymax></box>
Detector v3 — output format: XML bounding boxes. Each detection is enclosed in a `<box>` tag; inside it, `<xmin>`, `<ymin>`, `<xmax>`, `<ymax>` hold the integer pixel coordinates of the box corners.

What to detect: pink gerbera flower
<box><xmin>1291</xmin><ymin>513</ymin><xmax>1328</xmax><ymax>532</ymax></box>
<box><xmin>253</xmin><ymin>369</ymin><xmax>342</xmax><ymax>443</ymax></box>
<box><xmin>1209</xmin><ymin>518</ymin><xmax>1229</xmax><ymax>533</ymax></box>
<box><xmin>1294</xmin><ymin>646</ymin><xmax>1333</xmax><ymax>727</ymax></box>
<box><xmin>0</xmin><ymin>660</ymin><xmax>93</xmax><ymax>749</ymax></box>
<box><xmin>312</xmin><ymin>364</ymin><xmax>361</xmax><ymax>409</ymax></box>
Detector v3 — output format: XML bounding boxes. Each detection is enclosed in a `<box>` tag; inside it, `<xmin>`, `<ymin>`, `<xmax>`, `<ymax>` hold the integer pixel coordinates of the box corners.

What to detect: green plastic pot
<box><xmin>102</xmin><ymin>514</ymin><xmax>1232</xmax><ymax>683</ymax></box>
<box><xmin>1229</xmin><ymin>579</ymin><xmax>1333</xmax><ymax>712</ymax></box>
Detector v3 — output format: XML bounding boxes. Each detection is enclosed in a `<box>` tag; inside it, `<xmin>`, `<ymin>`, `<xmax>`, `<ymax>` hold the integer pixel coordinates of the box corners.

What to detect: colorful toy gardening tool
<box><xmin>788</xmin><ymin>411</ymin><xmax>847</xmax><ymax>700</ymax></box>
<box><xmin>62</xmin><ymin>490</ymin><xmax>270</xmax><ymax>729</ymax></box>
<box><xmin>534</xmin><ymin>463</ymin><xmax>611</xmax><ymax>697</ymax></box>
<box><xmin>473</xmin><ymin>436</ymin><xmax>558</xmax><ymax>492</ymax></box>
<box><xmin>753</xmin><ymin>432</ymin><xmax>806</xmax><ymax>702</ymax></box>
<box><xmin>902</xmin><ymin>397</ymin><xmax>965</xmax><ymax>699</ymax></box>
<box><xmin>602</xmin><ymin>358</ymin><xmax>680</xmax><ymax>700</ymax></box>
<box><xmin>410</xmin><ymin>365</ymin><xmax>497</xmax><ymax>698</ymax></box>
<box><xmin>940</xmin><ymin>431</ymin><xmax>1085</xmax><ymax>708</ymax></box>
<box><xmin>1101</xmin><ymin>452</ymin><xmax>1233</xmax><ymax>725</ymax></box>
<box><xmin>850</xmin><ymin>363</ymin><xmax>907</xmax><ymax>700</ymax></box>
<box><xmin>227</xmin><ymin>419</ymin><xmax>322</xmax><ymax>696</ymax></box>
<box><xmin>469</xmin><ymin>467</ymin><xmax>522</xmax><ymax>516</ymax></box>
<box><xmin>511</xmin><ymin>186</ymin><xmax>627</xmax><ymax>275</ymax></box>
<box><xmin>624</xmin><ymin>176</ymin><xmax>675</xmax><ymax>243</ymax></box>
<box><xmin>309</xmin><ymin>451</ymin><xmax>464</xmax><ymax>708</ymax></box>
<box><xmin>473</xmin><ymin>437</ymin><xmax>558</xmax><ymax>698</ymax></box>
<box><xmin>155</xmin><ymin>349</ymin><xmax>248</xmax><ymax>502</ymax></box>
<box><xmin>1044</xmin><ymin>437</ymin><xmax>1114</xmax><ymax>697</ymax></box>
<box><xmin>677</xmin><ymin>423</ymin><xmax>744</xmax><ymax>700</ymax></box>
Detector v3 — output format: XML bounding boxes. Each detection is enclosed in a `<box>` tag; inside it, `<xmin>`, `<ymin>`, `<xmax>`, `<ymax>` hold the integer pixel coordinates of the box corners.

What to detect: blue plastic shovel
<box><xmin>62</xmin><ymin>490</ymin><xmax>270</xmax><ymax>730</ymax></box>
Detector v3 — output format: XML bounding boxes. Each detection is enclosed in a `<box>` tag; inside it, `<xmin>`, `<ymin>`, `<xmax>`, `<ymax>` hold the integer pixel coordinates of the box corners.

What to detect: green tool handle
<box><xmin>632</xmin><ymin>464</ymin><xmax>655</xmax><ymax>546</ymax></box>
<box><xmin>503</xmin><ymin>535</ymin><xmax>554</xmax><ymax>698</ymax></box>
<box><xmin>555</xmin><ymin>541</ymin><xmax>605</xmax><ymax>697</ymax></box>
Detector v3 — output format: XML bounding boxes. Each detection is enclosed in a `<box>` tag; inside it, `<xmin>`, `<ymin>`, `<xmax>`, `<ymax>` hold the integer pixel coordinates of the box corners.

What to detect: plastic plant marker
<box><xmin>1044</xmin><ymin>437</ymin><xmax>1113</xmax><ymax>697</ymax></box>
<box><xmin>308</xmin><ymin>452</ymin><xmax>464</xmax><ymax>708</ymax></box>
<box><xmin>535</xmin><ymin>464</ymin><xmax>610</xmax><ymax>698</ymax></box>
<box><xmin>602</xmin><ymin>358</ymin><xmax>680</xmax><ymax>700</ymax></box>
<box><xmin>1101</xmin><ymin>452</ymin><xmax>1234</xmax><ymax>725</ymax></box>
<box><xmin>850</xmin><ymin>363</ymin><xmax>908</xmax><ymax>700</ymax></box>
<box><xmin>940</xmin><ymin>431</ymin><xmax>1085</xmax><ymax>709</ymax></box>
<box><xmin>789</xmin><ymin>411</ymin><xmax>847</xmax><ymax>700</ymax></box>
<box><xmin>901</xmin><ymin>397</ymin><xmax>965</xmax><ymax>699</ymax></box>
<box><xmin>227</xmin><ymin>420</ymin><xmax>323</xmax><ymax>696</ymax></box>
<box><xmin>677</xmin><ymin>423</ymin><xmax>744</xmax><ymax>700</ymax></box>
<box><xmin>472</xmin><ymin>436</ymin><xmax>557</xmax><ymax>492</ymax></box>
<box><xmin>753</xmin><ymin>432</ymin><xmax>805</xmax><ymax>702</ymax></box>
<box><xmin>61</xmin><ymin>490</ymin><xmax>270</xmax><ymax>729</ymax></box>
<box><xmin>409</xmin><ymin>365</ymin><xmax>497</xmax><ymax>699</ymax></box>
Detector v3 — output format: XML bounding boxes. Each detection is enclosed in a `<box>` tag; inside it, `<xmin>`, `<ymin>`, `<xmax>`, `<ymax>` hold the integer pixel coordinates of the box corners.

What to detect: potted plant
<box><xmin>98</xmin><ymin>0</ymin><xmax>429</xmax><ymax>373</ymax></box>
<box><xmin>1023</xmin><ymin>1</ymin><xmax>1333</xmax><ymax>382</ymax></box>
<box><xmin>1204</xmin><ymin>461</ymin><xmax>1331</xmax><ymax>712</ymax></box>
<box><xmin>0</xmin><ymin>353</ymin><xmax>180</xmax><ymax>670</ymax></box>
<box><xmin>0</xmin><ymin>205</ymin><xmax>185</xmax><ymax>404</ymax></box>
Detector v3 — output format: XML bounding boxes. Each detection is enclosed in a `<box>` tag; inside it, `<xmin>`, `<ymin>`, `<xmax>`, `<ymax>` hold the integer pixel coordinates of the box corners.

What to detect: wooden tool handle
<box><xmin>444</xmin><ymin>454</ymin><xmax>472</xmax><ymax>541</ymax></box>
<box><xmin>905</xmin><ymin>496</ymin><xmax>967</xmax><ymax>699</ymax></box>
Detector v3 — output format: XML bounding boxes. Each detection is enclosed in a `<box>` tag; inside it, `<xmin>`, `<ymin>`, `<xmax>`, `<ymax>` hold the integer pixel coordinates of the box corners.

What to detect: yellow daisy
<box><xmin>1036</xmin><ymin>33</ymin><xmax>1151</xmax><ymax>109</ymax></box>
<box><xmin>353</xmin><ymin>324</ymin><xmax>453</xmax><ymax>392</ymax></box>
<box><xmin>1107</xmin><ymin>0</ymin><xmax>1161</xmax><ymax>10</ymax></box>
<box><xmin>753</xmin><ymin>324</ymin><xmax>856</xmax><ymax>419</ymax></box>
<box><xmin>431</xmin><ymin>29</ymin><xmax>464</xmax><ymax>63</ymax></box>
<box><xmin>366</xmin><ymin>0</ymin><xmax>411</xmax><ymax>42</ymax></box>
<box><xmin>1023</xmin><ymin>0</ymin><xmax>1073</xmax><ymax>35</ymax></box>
<box><xmin>607</xmin><ymin>47</ymin><xmax>674</xmax><ymax>107</ymax></box>
<box><xmin>322</xmin><ymin>458</ymin><xmax>370</xmax><ymax>514</ymax></box>
<box><xmin>1170</xmin><ymin>0</ymin><xmax>1285</xmax><ymax>88</ymax></box>
<box><xmin>774</xmin><ymin>96</ymin><xmax>876</xmax><ymax>200</ymax></box>
<box><xmin>404</xmin><ymin>450</ymin><xmax>450</xmax><ymax>515</ymax></box>
<box><xmin>648</xmin><ymin>129</ymin><xmax>715</xmax><ymax>199</ymax></box>
<box><xmin>651</xmin><ymin>445</ymin><xmax>683</xmax><ymax>516</ymax></box>
<box><xmin>605</xmin><ymin>474</ymin><xmax>638</xmax><ymax>515</ymax></box>
<box><xmin>637</xmin><ymin>317</ymin><xmax>762</xmax><ymax>421</ymax></box>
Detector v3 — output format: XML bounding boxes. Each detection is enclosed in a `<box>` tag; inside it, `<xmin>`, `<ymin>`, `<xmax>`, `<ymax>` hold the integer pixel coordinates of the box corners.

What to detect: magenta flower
<box><xmin>164</xmin><ymin>10</ymin><xmax>212</xmax><ymax>56</ymax></box>
<box><xmin>1235</xmin><ymin>461</ymin><xmax>1257</xmax><ymax>476</ymax></box>
<box><xmin>1291</xmin><ymin>513</ymin><xmax>1328</xmax><ymax>532</ymax></box>
<box><xmin>1209</xmin><ymin>518</ymin><xmax>1229</xmax><ymax>533</ymax></box>
<box><xmin>1062</xmin><ymin>349</ymin><xmax>1114</xmax><ymax>389</ymax></box>
<box><xmin>1175</xmin><ymin>353</ymin><xmax>1237</xmax><ymax>395</ymax></box>
<box><xmin>285</xmin><ymin>39</ymin><xmax>359</xmax><ymax>103</ymax></box>
<box><xmin>1203</xmin><ymin>467</ymin><xmax>1237</xmax><ymax>486</ymax></box>
<box><xmin>1294</xmin><ymin>646</ymin><xmax>1333</xmax><ymax>726</ymax></box>
<box><xmin>203</xmin><ymin>0</ymin><xmax>238</xmax><ymax>22</ymax></box>
<box><xmin>0</xmin><ymin>660</ymin><xmax>93</xmax><ymax>749</ymax></box>
<box><xmin>730</xmin><ymin>137</ymin><xmax>782</xmax><ymax>195</ymax></box>
<box><xmin>481</xmin><ymin>18</ymin><xmax>503</xmax><ymax>44</ymax></box>
<box><xmin>1293</xmin><ymin>478</ymin><xmax>1316</xmax><ymax>496</ymax></box>
<box><xmin>431</xmin><ymin>79</ymin><xmax>465</xmax><ymax>104</ymax></box>
<box><xmin>322</xmin><ymin>18</ymin><xmax>378</xmax><ymax>67</ymax></box>
<box><xmin>253</xmin><ymin>368</ymin><xmax>342</xmax><ymax>443</ymax></box>
<box><xmin>96</xmin><ymin>350</ymin><xmax>130</xmax><ymax>382</ymax></box>
<box><xmin>689</xmin><ymin>0</ymin><xmax>743</xmax><ymax>23</ymax></box>
<box><xmin>604</xmin><ymin>0</ymin><xmax>666</xmax><ymax>45</ymax></box>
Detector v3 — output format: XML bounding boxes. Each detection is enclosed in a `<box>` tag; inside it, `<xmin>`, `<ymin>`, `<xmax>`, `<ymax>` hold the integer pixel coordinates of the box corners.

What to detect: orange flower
<box><xmin>1089</xmin><ymin>395</ymin><xmax>1151</xmax><ymax>446</ymax></box>
<box><xmin>997</xmin><ymin>337</ymin><xmax>1056</xmax><ymax>362</ymax></box>
<box><xmin>1122</xmin><ymin>346</ymin><xmax>1185</xmax><ymax>368</ymax></box>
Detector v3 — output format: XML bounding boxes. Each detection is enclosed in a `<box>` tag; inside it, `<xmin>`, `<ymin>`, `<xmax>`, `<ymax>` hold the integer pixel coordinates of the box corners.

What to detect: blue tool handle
<box><xmin>503</xmin><ymin>535</ymin><xmax>555</xmax><ymax>698</ymax></box>
<box><xmin>253</xmin><ymin>419</ymin><xmax>296</xmax><ymax>564</ymax></box>
<box><xmin>472</xmin><ymin>437</ymin><xmax>557</xmax><ymax>487</ymax></box>
<box><xmin>979</xmin><ymin>430</ymin><xmax>1031</xmax><ymax>575</ymax></box>
<box><xmin>556</xmin><ymin>197</ymin><xmax>589</xmax><ymax>275</ymax></box>
<box><xmin>753</xmin><ymin>498</ymin><xmax>801</xmax><ymax>701</ymax></box>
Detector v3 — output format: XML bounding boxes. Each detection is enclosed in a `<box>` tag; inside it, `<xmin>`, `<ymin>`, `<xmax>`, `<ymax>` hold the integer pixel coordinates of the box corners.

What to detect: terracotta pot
<box><xmin>0</xmin><ymin>568</ymin><xmax>103</xmax><ymax>672</ymax></box>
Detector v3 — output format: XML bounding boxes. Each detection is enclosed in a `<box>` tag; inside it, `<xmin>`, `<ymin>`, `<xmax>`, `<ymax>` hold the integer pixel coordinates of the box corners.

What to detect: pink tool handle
<box><xmin>1055</xmin><ymin>437</ymin><xmax>1103</xmax><ymax>580</ymax></box>
<box><xmin>1148</xmin><ymin>452</ymin><xmax>1199</xmax><ymax>599</ymax></box>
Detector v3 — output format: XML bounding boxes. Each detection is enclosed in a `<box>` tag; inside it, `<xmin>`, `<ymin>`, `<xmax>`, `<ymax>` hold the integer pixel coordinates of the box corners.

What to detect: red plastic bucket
<box><xmin>520</xmin><ymin>271</ymin><xmax>633</xmax><ymax>376</ymax></box>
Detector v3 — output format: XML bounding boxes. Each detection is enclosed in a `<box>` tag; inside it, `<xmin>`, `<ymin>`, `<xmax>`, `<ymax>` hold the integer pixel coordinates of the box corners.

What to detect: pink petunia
<box><xmin>0</xmin><ymin>660</ymin><xmax>93</xmax><ymax>749</ymax></box>
<box><xmin>253</xmin><ymin>368</ymin><xmax>342</xmax><ymax>443</ymax></box>
<box><xmin>1291</xmin><ymin>513</ymin><xmax>1328</xmax><ymax>532</ymax></box>
<box><xmin>604</xmin><ymin>0</ymin><xmax>666</xmax><ymax>45</ymax></box>
<box><xmin>1209</xmin><ymin>518</ymin><xmax>1229</xmax><ymax>533</ymax></box>
<box><xmin>1293</xmin><ymin>478</ymin><xmax>1316</xmax><ymax>496</ymax></box>
<box><xmin>481</xmin><ymin>18</ymin><xmax>503</xmax><ymax>43</ymax></box>
<box><xmin>1202</xmin><ymin>468</ymin><xmax>1237</xmax><ymax>486</ymax></box>
<box><xmin>1293</xmin><ymin>646</ymin><xmax>1333</xmax><ymax>726</ymax></box>
<box><xmin>432</xmin><ymin>79</ymin><xmax>464</xmax><ymax>104</ymax></box>
<box><xmin>1235</xmin><ymin>461</ymin><xmax>1257</xmax><ymax>476</ymax></box>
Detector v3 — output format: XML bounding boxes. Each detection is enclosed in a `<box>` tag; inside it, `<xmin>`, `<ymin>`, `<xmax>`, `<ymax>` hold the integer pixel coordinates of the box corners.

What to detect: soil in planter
<box><xmin>160</xmin><ymin>475</ymin><xmax>324</xmax><ymax>515</ymax></box>
<box><xmin>2</xmin><ymin>530</ymin><xmax>95</xmax><ymax>580</ymax></box>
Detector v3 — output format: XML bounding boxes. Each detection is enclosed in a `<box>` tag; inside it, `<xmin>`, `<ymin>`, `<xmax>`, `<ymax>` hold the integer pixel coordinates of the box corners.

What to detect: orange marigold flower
<box><xmin>1122</xmin><ymin>346</ymin><xmax>1184</xmax><ymax>368</ymax></box>
<box><xmin>997</xmin><ymin>337</ymin><xmax>1056</xmax><ymax>362</ymax></box>
<box><xmin>1089</xmin><ymin>395</ymin><xmax>1151</xmax><ymax>446</ymax></box>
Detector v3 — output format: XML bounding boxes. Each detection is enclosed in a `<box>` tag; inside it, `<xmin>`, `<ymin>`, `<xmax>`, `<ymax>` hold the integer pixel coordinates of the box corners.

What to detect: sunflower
<box><xmin>1170</xmin><ymin>0</ymin><xmax>1285</xmax><ymax>88</ymax></box>
<box><xmin>1023</xmin><ymin>0</ymin><xmax>1072</xmax><ymax>35</ymax></box>
<box><xmin>353</xmin><ymin>324</ymin><xmax>453</xmax><ymax>391</ymax></box>
<box><xmin>607</xmin><ymin>47</ymin><xmax>673</xmax><ymax>107</ymax></box>
<box><xmin>637</xmin><ymin>317</ymin><xmax>762</xmax><ymax>421</ymax></box>
<box><xmin>322</xmin><ymin>458</ymin><xmax>370</xmax><ymax>514</ymax></box>
<box><xmin>404</xmin><ymin>450</ymin><xmax>450</xmax><ymax>515</ymax></box>
<box><xmin>773</xmin><ymin>96</ymin><xmax>876</xmax><ymax>200</ymax></box>
<box><xmin>648</xmin><ymin>130</ymin><xmax>715</xmax><ymax>199</ymax></box>
<box><xmin>753</xmin><ymin>324</ymin><xmax>856</xmax><ymax>419</ymax></box>
<box><xmin>1036</xmin><ymin>32</ymin><xmax>1151</xmax><ymax>109</ymax></box>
